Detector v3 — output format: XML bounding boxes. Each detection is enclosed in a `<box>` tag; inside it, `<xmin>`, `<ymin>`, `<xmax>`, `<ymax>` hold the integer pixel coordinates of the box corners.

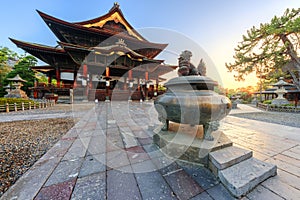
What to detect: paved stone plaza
<box><xmin>1</xmin><ymin>102</ymin><xmax>299</xmax><ymax>200</ymax></box>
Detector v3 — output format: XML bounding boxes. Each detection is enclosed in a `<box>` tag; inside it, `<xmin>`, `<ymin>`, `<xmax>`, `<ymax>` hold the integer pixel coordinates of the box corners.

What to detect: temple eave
<box><xmin>37</xmin><ymin>10</ymin><xmax>167</xmax><ymax>57</ymax></box>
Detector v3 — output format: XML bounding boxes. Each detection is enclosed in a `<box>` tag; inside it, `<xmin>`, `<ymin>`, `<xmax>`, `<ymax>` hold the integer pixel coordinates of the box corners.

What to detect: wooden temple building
<box><xmin>10</xmin><ymin>3</ymin><xmax>176</xmax><ymax>101</ymax></box>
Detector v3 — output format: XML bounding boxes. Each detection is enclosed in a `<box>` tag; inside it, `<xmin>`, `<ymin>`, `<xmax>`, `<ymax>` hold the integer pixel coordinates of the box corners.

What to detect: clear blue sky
<box><xmin>1</xmin><ymin>0</ymin><xmax>299</xmax><ymax>89</ymax></box>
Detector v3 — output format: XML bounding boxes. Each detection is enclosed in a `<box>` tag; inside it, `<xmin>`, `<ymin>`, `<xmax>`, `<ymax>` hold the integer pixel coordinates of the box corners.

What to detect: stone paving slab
<box><xmin>276</xmin><ymin>169</ymin><xmax>300</xmax><ymax>190</ymax></box>
<box><xmin>62</xmin><ymin>138</ymin><xmax>90</xmax><ymax>161</ymax></box>
<box><xmin>35</xmin><ymin>179</ymin><xmax>76</xmax><ymax>200</ymax></box>
<box><xmin>190</xmin><ymin>191</ymin><xmax>214</xmax><ymax>200</ymax></box>
<box><xmin>163</xmin><ymin>170</ymin><xmax>204</xmax><ymax>199</ymax></box>
<box><xmin>86</xmin><ymin>135</ymin><xmax>106</xmax><ymax>155</ymax></box>
<box><xmin>78</xmin><ymin>154</ymin><xmax>106</xmax><ymax>178</ymax></box>
<box><xmin>107</xmin><ymin>170</ymin><xmax>142</xmax><ymax>200</ymax></box>
<box><xmin>135</xmin><ymin>171</ymin><xmax>177</xmax><ymax>200</ymax></box>
<box><xmin>206</xmin><ymin>184</ymin><xmax>236</xmax><ymax>200</ymax></box>
<box><xmin>178</xmin><ymin>161</ymin><xmax>219</xmax><ymax>190</ymax></box>
<box><xmin>261</xmin><ymin>175</ymin><xmax>300</xmax><ymax>199</ymax></box>
<box><xmin>265</xmin><ymin>156</ymin><xmax>300</xmax><ymax>176</ymax></box>
<box><xmin>44</xmin><ymin>158</ymin><xmax>83</xmax><ymax>187</ymax></box>
<box><xmin>71</xmin><ymin>172</ymin><xmax>106</xmax><ymax>200</ymax></box>
<box><xmin>1</xmin><ymin>102</ymin><xmax>300</xmax><ymax>200</ymax></box>
<box><xmin>246</xmin><ymin>185</ymin><xmax>284</xmax><ymax>200</ymax></box>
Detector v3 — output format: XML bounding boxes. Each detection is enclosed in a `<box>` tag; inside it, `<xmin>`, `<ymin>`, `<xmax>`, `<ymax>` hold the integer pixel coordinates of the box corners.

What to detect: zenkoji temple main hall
<box><xmin>10</xmin><ymin>3</ymin><xmax>177</xmax><ymax>102</ymax></box>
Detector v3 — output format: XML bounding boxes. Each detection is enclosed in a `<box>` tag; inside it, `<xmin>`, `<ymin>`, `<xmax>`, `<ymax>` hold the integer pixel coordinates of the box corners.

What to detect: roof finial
<box><xmin>114</xmin><ymin>2</ymin><xmax>120</xmax><ymax>8</ymax></box>
<box><xmin>110</xmin><ymin>2</ymin><xmax>120</xmax><ymax>12</ymax></box>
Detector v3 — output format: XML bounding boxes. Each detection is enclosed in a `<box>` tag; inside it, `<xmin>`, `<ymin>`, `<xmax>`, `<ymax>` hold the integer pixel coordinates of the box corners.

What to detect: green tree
<box><xmin>0</xmin><ymin>47</ymin><xmax>17</xmax><ymax>96</ymax></box>
<box><xmin>36</xmin><ymin>72</ymin><xmax>48</xmax><ymax>84</ymax></box>
<box><xmin>226</xmin><ymin>8</ymin><xmax>300</xmax><ymax>89</ymax></box>
<box><xmin>4</xmin><ymin>55</ymin><xmax>37</xmax><ymax>96</ymax></box>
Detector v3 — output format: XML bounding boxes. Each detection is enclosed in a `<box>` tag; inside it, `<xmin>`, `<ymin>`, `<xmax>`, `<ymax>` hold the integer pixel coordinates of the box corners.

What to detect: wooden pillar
<box><xmin>145</xmin><ymin>71</ymin><xmax>149</xmax><ymax>81</ymax></box>
<box><xmin>145</xmin><ymin>71</ymin><xmax>149</xmax><ymax>101</ymax></box>
<box><xmin>137</xmin><ymin>77</ymin><xmax>140</xmax><ymax>91</ymax></box>
<box><xmin>73</xmin><ymin>68</ymin><xmax>77</xmax><ymax>89</ymax></box>
<box><xmin>48</xmin><ymin>74</ymin><xmax>52</xmax><ymax>85</ymax></box>
<box><xmin>34</xmin><ymin>79</ymin><xmax>38</xmax><ymax>99</ymax></box>
<box><xmin>106</xmin><ymin>66</ymin><xmax>110</xmax><ymax>78</ymax></box>
<box><xmin>83</xmin><ymin>64</ymin><xmax>88</xmax><ymax>78</ymax></box>
<box><xmin>128</xmin><ymin>70</ymin><xmax>132</xmax><ymax>90</ymax></box>
<box><xmin>73</xmin><ymin>79</ymin><xmax>77</xmax><ymax>89</ymax></box>
<box><xmin>123</xmin><ymin>77</ymin><xmax>127</xmax><ymax>90</ymax></box>
<box><xmin>56</xmin><ymin>68</ymin><xmax>61</xmax><ymax>88</ymax></box>
<box><xmin>156</xmin><ymin>78</ymin><xmax>159</xmax><ymax>95</ymax></box>
<box><xmin>128</xmin><ymin>70</ymin><xmax>133</xmax><ymax>101</ymax></box>
<box><xmin>105</xmin><ymin>67</ymin><xmax>110</xmax><ymax>101</ymax></box>
<box><xmin>89</xmin><ymin>75</ymin><xmax>93</xmax><ymax>89</ymax></box>
<box><xmin>128</xmin><ymin>70</ymin><xmax>132</xmax><ymax>80</ymax></box>
<box><xmin>82</xmin><ymin>64</ymin><xmax>89</xmax><ymax>97</ymax></box>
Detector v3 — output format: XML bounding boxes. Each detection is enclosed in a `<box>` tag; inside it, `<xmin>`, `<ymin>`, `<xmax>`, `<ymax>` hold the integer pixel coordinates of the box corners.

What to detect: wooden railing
<box><xmin>257</xmin><ymin>103</ymin><xmax>300</xmax><ymax>113</ymax></box>
<box><xmin>0</xmin><ymin>101</ymin><xmax>55</xmax><ymax>113</ymax></box>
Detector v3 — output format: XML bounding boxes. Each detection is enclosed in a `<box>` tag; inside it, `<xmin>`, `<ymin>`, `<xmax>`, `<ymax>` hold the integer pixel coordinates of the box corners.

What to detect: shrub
<box><xmin>263</xmin><ymin>100</ymin><xmax>272</xmax><ymax>104</ymax></box>
<box><xmin>0</xmin><ymin>98</ymin><xmax>35</xmax><ymax>105</ymax></box>
<box><xmin>281</xmin><ymin>103</ymin><xmax>294</xmax><ymax>107</ymax></box>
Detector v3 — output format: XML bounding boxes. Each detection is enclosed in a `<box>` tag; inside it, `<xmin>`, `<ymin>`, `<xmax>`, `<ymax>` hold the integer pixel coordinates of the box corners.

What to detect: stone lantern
<box><xmin>271</xmin><ymin>77</ymin><xmax>292</xmax><ymax>105</ymax></box>
<box><xmin>4</xmin><ymin>74</ymin><xmax>29</xmax><ymax>99</ymax></box>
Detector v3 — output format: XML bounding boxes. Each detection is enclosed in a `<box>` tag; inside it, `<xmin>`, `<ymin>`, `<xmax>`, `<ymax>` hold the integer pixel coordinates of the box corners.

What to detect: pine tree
<box><xmin>226</xmin><ymin>8</ymin><xmax>300</xmax><ymax>89</ymax></box>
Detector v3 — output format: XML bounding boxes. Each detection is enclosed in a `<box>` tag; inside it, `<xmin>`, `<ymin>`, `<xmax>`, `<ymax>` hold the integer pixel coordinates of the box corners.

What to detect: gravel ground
<box><xmin>230</xmin><ymin>111</ymin><xmax>300</xmax><ymax>128</ymax></box>
<box><xmin>0</xmin><ymin>118</ymin><xmax>76</xmax><ymax>197</ymax></box>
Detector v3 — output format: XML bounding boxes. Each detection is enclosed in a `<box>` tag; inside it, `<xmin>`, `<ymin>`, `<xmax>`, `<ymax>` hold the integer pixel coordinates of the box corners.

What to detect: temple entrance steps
<box><xmin>208</xmin><ymin>146</ymin><xmax>277</xmax><ymax>198</ymax></box>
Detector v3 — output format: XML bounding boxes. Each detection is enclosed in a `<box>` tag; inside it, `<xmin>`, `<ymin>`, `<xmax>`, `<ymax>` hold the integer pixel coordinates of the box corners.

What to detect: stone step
<box><xmin>218</xmin><ymin>157</ymin><xmax>277</xmax><ymax>198</ymax></box>
<box><xmin>208</xmin><ymin>146</ymin><xmax>252</xmax><ymax>176</ymax></box>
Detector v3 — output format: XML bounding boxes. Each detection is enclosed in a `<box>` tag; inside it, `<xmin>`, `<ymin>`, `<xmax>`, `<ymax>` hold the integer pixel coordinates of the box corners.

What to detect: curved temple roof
<box><xmin>36</xmin><ymin>4</ymin><xmax>167</xmax><ymax>59</ymax></box>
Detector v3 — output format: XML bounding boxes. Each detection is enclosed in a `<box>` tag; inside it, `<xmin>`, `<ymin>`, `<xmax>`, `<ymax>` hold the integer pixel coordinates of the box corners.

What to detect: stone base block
<box><xmin>218</xmin><ymin>157</ymin><xmax>277</xmax><ymax>198</ymax></box>
<box><xmin>153</xmin><ymin>130</ymin><xmax>232</xmax><ymax>166</ymax></box>
<box><xmin>209</xmin><ymin>146</ymin><xmax>252</xmax><ymax>176</ymax></box>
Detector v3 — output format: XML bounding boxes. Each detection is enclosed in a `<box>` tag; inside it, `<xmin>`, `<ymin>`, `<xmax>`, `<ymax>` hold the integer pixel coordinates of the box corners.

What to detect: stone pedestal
<box><xmin>153</xmin><ymin>124</ymin><xmax>232</xmax><ymax>166</ymax></box>
<box><xmin>5</xmin><ymin>88</ymin><xmax>28</xmax><ymax>99</ymax></box>
<box><xmin>271</xmin><ymin>97</ymin><xmax>289</xmax><ymax>105</ymax></box>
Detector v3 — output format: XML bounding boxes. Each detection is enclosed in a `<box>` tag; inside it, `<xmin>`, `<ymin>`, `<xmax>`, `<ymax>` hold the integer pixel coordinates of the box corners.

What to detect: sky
<box><xmin>1</xmin><ymin>0</ymin><xmax>299</xmax><ymax>89</ymax></box>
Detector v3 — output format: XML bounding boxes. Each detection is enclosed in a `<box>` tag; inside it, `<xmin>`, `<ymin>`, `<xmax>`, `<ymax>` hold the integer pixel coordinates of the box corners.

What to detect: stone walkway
<box><xmin>1</xmin><ymin>102</ymin><xmax>299</xmax><ymax>200</ymax></box>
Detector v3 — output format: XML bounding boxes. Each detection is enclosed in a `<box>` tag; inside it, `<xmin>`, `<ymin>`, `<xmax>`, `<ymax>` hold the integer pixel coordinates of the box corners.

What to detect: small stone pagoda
<box><xmin>5</xmin><ymin>74</ymin><xmax>29</xmax><ymax>99</ymax></box>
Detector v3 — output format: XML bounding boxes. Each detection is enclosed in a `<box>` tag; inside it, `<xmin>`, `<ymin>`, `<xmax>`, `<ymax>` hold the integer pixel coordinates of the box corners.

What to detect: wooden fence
<box><xmin>0</xmin><ymin>101</ymin><xmax>55</xmax><ymax>113</ymax></box>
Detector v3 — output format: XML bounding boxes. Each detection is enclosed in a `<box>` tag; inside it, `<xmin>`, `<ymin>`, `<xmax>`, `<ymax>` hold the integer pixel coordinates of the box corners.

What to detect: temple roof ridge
<box><xmin>72</xmin><ymin>3</ymin><xmax>146</xmax><ymax>41</ymax></box>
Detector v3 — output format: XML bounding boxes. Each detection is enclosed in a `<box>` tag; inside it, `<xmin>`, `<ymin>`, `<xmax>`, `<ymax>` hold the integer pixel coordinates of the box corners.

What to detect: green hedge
<box><xmin>263</xmin><ymin>100</ymin><xmax>272</xmax><ymax>104</ymax></box>
<box><xmin>0</xmin><ymin>98</ymin><xmax>35</xmax><ymax>105</ymax></box>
